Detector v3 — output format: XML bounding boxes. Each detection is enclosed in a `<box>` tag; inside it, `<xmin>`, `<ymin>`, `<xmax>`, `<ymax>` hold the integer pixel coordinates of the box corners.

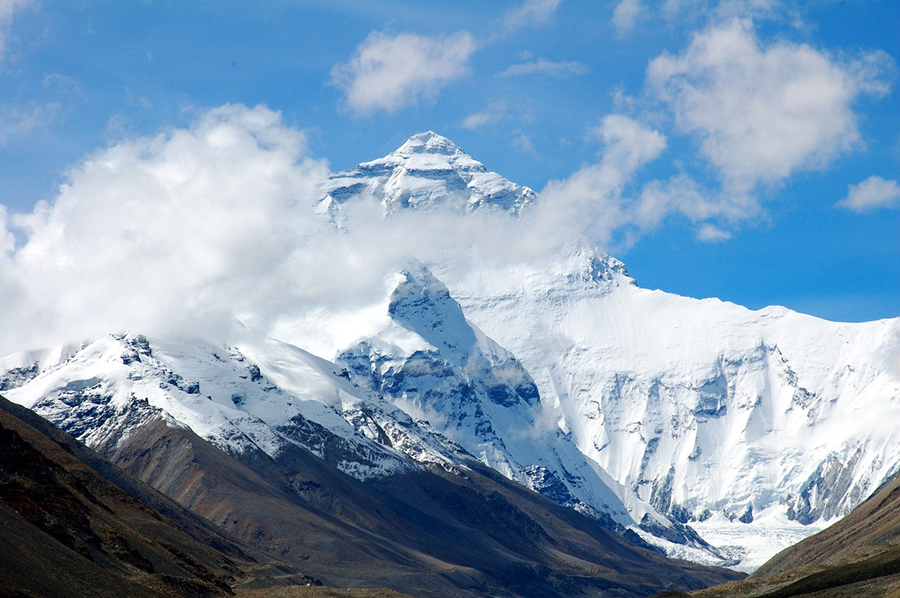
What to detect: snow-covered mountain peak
<box><xmin>388</xmin><ymin>265</ymin><xmax>481</xmax><ymax>368</ymax></box>
<box><xmin>318</xmin><ymin>132</ymin><xmax>536</xmax><ymax>218</ymax></box>
<box><xmin>393</xmin><ymin>131</ymin><xmax>462</xmax><ymax>157</ymax></box>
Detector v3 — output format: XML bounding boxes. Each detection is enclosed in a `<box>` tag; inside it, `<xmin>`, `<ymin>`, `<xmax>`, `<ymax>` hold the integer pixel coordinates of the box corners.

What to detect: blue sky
<box><xmin>0</xmin><ymin>0</ymin><xmax>898</xmax><ymax>327</ymax></box>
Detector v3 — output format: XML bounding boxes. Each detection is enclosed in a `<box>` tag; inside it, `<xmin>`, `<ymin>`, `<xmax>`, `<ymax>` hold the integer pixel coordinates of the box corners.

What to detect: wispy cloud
<box><xmin>613</xmin><ymin>0</ymin><xmax>642</xmax><ymax>36</ymax></box>
<box><xmin>837</xmin><ymin>176</ymin><xmax>900</xmax><ymax>212</ymax></box>
<box><xmin>539</xmin><ymin>115</ymin><xmax>667</xmax><ymax>245</ymax></box>
<box><xmin>499</xmin><ymin>59</ymin><xmax>588</xmax><ymax>78</ymax></box>
<box><xmin>330</xmin><ymin>31</ymin><xmax>476</xmax><ymax>115</ymax></box>
<box><xmin>696</xmin><ymin>223</ymin><xmax>732</xmax><ymax>242</ymax></box>
<box><xmin>512</xmin><ymin>130</ymin><xmax>537</xmax><ymax>155</ymax></box>
<box><xmin>461</xmin><ymin>101</ymin><xmax>507</xmax><ymax>130</ymax></box>
<box><xmin>501</xmin><ymin>0</ymin><xmax>563</xmax><ymax>33</ymax></box>
<box><xmin>0</xmin><ymin>0</ymin><xmax>31</xmax><ymax>61</ymax></box>
<box><xmin>0</xmin><ymin>102</ymin><xmax>64</xmax><ymax>143</ymax></box>
<box><xmin>660</xmin><ymin>0</ymin><xmax>786</xmax><ymax>26</ymax></box>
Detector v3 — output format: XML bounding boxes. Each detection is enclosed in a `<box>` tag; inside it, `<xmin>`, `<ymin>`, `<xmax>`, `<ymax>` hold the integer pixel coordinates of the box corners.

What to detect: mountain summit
<box><xmin>318</xmin><ymin>131</ymin><xmax>536</xmax><ymax>218</ymax></box>
<box><xmin>393</xmin><ymin>131</ymin><xmax>465</xmax><ymax>156</ymax></box>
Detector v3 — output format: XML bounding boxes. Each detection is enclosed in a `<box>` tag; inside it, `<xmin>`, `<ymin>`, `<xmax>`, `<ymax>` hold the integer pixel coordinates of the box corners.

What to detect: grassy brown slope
<box><xmin>0</xmin><ymin>394</ymin><xmax>259</xmax><ymax>562</ymax></box>
<box><xmin>0</xmin><ymin>396</ymin><xmax>243</xmax><ymax>596</ymax></box>
<box><xmin>107</xmin><ymin>418</ymin><xmax>494</xmax><ymax>595</ymax></box>
<box><xmin>101</xmin><ymin>413</ymin><xmax>743</xmax><ymax>597</ymax></box>
<box><xmin>370</xmin><ymin>462</ymin><xmax>744</xmax><ymax>597</ymax></box>
<box><xmin>756</xmin><ymin>473</ymin><xmax>900</xmax><ymax>578</ymax></box>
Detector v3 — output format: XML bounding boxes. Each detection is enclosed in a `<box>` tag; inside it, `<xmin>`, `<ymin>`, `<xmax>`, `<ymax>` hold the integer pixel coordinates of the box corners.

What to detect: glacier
<box><xmin>2</xmin><ymin>131</ymin><xmax>899</xmax><ymax>572</ymax></box>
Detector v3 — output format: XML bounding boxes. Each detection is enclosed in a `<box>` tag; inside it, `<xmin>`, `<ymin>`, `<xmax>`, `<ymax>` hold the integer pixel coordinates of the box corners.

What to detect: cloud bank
<box><xmin>1</xmin><ymin>105</ymin><xmax>331</xmax><ymax>352</ymax></box>
<box><xmin>0</xmin><ymin>104</ymin><xmax>591</xmax><ymax>356</ymax></box>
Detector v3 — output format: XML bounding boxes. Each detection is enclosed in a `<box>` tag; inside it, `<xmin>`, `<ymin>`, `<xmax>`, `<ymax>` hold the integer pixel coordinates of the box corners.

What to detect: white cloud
<box><xmin>590</xmin><ymin>114</ymin><xmax>668</xmax><ymax>182</ymax></box>
<box><xmin>0</xmin><ymin>102</ymin><xmax>64</xmax><ymax>142</ymax></box>
<box><xmin>539</xmin><ymin>115</ymin><xmax>766</xmax><ymax>246</ymax></box>
<box><xmin>461</xmin><ymin>111</ymin><xmax>496</xmax><ymax>130</ymax></box>
<box><xmin>499</xmin><ymin>59</ymin><xmax>588</xmax><ymax>78</ymax></box>
<box><xmin>0</xmin><ymin>104</ymin><xmax>585</xmax><ymax>355</ymax></box>
<box><xmin>1</xmin><ymin>105</ymin><xmax>330</xmax><ymax>352</ymax></box>
<box><xmin>613</xmin><ymin>0</ymin><xmax>642</xmax><ymax>35</ymax></box>
<box><xmin>647</xmin><ymin>19</ymin><xmax>893</xmax><ymax>191</ymax></box>
<box><xmin>461</xmin><ymin>101</ymin><xmax>507</xmax><ymax>130</ymax></box>
<box><xmin>330</xmin><ymin>31</ymin><xmax>476</xmax><ymax>115</ymax></box>
<box><xmin>837</xmin><ymin>175</ymin><xmax>900</xmax><ymax>212</ymax></box>
<box><xmin>631</xmin><ymin>174</ymin><xmax>755</xmax><ymax>238</ymax></box>
<box><xmin>502</xmin><ymin>0</ymin><xmax>563</xmax><ymax>32</ymax></box>
<box><xmin>539</xmin><ymin>115</ymin><xmax>666</xmax><ymax>245</ymax></box>
<box><xmin>0</xmin><ymin>0</ymin><xmax>31</xmax><ymax>60</ymax></box>
<box><xmin>696</xmin><ymin>223</ymin><xmax>732</xmax><ymax>242</ymax></box>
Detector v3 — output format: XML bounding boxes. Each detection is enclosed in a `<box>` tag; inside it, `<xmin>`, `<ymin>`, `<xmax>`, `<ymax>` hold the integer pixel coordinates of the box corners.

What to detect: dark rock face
<box><xmin>0</xmin><ymin>363</ymin><xmax>39</xmax><ymax>391</ymax></box>
<box><xmin>787</xmin><ymin>449</ymin><xmax>864</xmax><ymax>525</ymax></box>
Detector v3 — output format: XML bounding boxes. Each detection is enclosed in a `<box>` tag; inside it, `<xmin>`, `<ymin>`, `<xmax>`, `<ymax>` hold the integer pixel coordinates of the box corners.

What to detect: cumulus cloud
<box><xmin>0</xmin><ymin>105</ymin><xmax>331</xmax><ymax>352</ymax></box>
<box><xmin>613</xmin><ymin>0</ymin><xmax>642</xmax><ymax>35</ymax></box>
<box><xmin>499</xmin><ymin>59</ymin><xmax>588</xmax><ymax>78</ymax></box>
<box><xmin>330</xmin><ymin>31</ymin><xmax>476</xmax><ymax>115</ymax></box>
<box><xmin>537</xmin><ymin>114</ymin><xmax>765</xmax><ymax>246</ymax></box>
<box><xmin>647</xmin><ymin>19</ymin><xmax>893</xmax><ymax>192</ymax></box>
<box><xmin>501</xmin><ymin>0</ymin><xmax>563</xmax><ymax>32</ymax></box>
<box><xmin>837</xmin><ymin>176</ymin><xmax>900</xmax><ymax>212</ymax></box>
<box><xmin>633</xmin><ymin>174</ymin><xmax>753</xmax><ymax>229</ymax></box>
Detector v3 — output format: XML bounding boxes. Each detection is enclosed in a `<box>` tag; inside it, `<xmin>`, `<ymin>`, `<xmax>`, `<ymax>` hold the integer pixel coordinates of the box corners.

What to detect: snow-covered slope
<box><xmin>3</xmin><ymin>132</ymin><xmax>899</xmax><ymax>573</ymax></box>
<box><xmin>1</xmin><ymin>272</ymin><xmax>721</xmax><ymax>563</ymax></box>
<box><xmin>442</xmin><ymin>240</ymin><xmax>900</xmax><ymax>571</ymax></box>
<box><xmin>310</xmin><ymin>133</ymin><xmax>900</xmax><ymax>569</ymax></box>
<box><xmin>1</xmin><ymin>332</ymin><xmax>475</xmax><ymax>482</ymax></box>
<box><xmin>337</xmin><ymin>265</ymin><xmax>655</xmax><ymax>531</ymax></box>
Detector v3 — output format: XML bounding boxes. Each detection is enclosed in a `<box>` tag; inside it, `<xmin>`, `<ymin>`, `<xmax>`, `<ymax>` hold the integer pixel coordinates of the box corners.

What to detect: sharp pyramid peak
<box><xmin>393</xmin><ymin>131</ymin><xmax>464</xmax><ymax>157</ymax></box>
